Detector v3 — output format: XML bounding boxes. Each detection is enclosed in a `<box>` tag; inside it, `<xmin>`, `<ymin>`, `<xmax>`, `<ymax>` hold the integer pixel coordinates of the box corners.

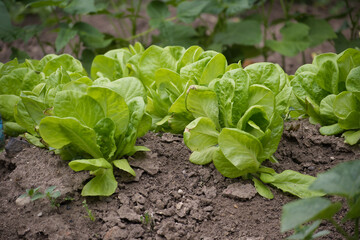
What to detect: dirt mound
<box><xmin>0</xmin><ymin>119</ymin><xmax>358</xmax><ymax>239</ymax></box>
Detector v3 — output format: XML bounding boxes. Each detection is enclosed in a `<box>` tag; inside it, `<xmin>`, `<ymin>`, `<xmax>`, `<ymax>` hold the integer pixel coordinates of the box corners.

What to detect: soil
<box><xmin>0</xmin><ymin>119</ymin><xmax>359</xmax><ymax>240</ymax></box>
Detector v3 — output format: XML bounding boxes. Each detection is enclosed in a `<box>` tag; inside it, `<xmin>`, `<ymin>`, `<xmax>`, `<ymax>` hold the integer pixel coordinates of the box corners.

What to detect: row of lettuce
<box><xmin>0</xmin><ymin>44</ymin><xmax>359</xmax><ymax>199</ymax></box>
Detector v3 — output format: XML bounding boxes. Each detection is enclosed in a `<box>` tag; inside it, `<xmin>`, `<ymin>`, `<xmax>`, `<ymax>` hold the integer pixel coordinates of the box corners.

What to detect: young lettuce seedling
<box><xmin>20</xmin><ymin>186</ymin><xmax>61</xmax><ymax>208</ymax></box>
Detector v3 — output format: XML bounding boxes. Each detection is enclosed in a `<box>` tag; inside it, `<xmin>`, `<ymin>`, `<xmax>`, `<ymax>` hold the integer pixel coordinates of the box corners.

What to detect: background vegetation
<box><xmin>1</xmin><ymin>0</ymin><xmax>359</xmax><ymax>72</ymax></box>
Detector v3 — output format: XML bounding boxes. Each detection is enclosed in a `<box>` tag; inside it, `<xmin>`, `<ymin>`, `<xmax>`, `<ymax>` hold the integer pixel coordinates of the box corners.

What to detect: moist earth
<box><xmin>0</xmin><ymin>119</ymin><xmax>359</xmax><ymax>240</ymax></box>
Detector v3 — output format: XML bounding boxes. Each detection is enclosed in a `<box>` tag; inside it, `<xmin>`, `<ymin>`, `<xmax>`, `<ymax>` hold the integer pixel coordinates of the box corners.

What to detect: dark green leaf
<box><xmin>177</xmin><ymin>0</ymin><xmax>209</xmax><ymax>23</ymax></box>
<box><xmin>73</xmin><ymin>22</ymin><xmax>111</xmax><ymax>49</ymax></box>
<box><xmin>281</xmin><ymin>197</ymin><xmax>341</xmax><ymax>232</ymax></box>
<box><xmin>10</xmin><ymin>47</ymin><xmax>30</xmax><ymax>63</ymax></box>
<box><xmin>55</xmin><ymin>26</ymin><xmax>77</xmax><ymax>53</ymax></box>
<box><xmin>302</xmin><ymin>17</ymin><xmax>337</xmax><ymax>47</ymax></box>
<box><xmin>310</xmin><ymin>160</ymin><xmax>360</xmax><ymax>198</ymax></box>
<box><xmin>286</xmin><ymin>220</ymin><xmax>329</xmax><ymax>240</ymax></box>
<box><xmin>156</xmin><ymin>22</ymin><xmax>198</xmax><ymax>47</ymax></box>
<box><xmin>64</xmin><ymin>0</ymin><xmax>97</xmax><ymax>14</ymax></box>
<box><xmin>147</xmin><ymin>1</ymin><xmax>170</xmax><ymax>28</ymax></box>
<box><xmin>214</xmin><ymin>20</ymin><xmax>262</xmax><ymax>46</ymax></box>
<box><xmin>334</xmin><ymin>33</ymin><xmax>360</xmax><ymax>53</ymax></box>
<box><xmin>266</xmin><ymin>22</ymin><xmax>310</xmax><ymax>57</ymax></box>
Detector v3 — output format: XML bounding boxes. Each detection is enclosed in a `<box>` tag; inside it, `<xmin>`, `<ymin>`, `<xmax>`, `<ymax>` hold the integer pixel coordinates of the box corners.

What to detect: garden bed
<box><xmin>1</xmin><ymin>119</ymin><xmax>358</xmax><ymax>240</ymax></box>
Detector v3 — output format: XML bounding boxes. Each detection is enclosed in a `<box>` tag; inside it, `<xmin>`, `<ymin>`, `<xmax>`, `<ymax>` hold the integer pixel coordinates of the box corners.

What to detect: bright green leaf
<box><xmin>87</xmin><ymin>86</ymin><xmax>129</xmax><ymax>136</ymax></box>
<box><xmin>39</xmin><ymin>116</ymin><xmax>103</xmax><ymax>158</ymax></box>
<box><xmin>113</xmin><ymin>159</ymin><xmax>136</xmax><ymax>176</ymax></box>
<box><xmin>184</xmin><ymin>117</ymin><xmax>219</xmax><ymax>151</ymax></box>
<box><xmin>54</xmin><ymin>90</ymin><xmax>105</xmax><ymax>128</ymax></box>
<box><xmin>252</xmin><ymin>177</ymin><xmax>274</xmax><ymax>199</ymax></box>
<box><xmin>261</xmin><ymin>170</ymin><xmax>324</xmax><ymax>198</ymax></box>
<box><xmin>189</xmin><ymin>146</ymin><xmax>218</xmax><ymax>165</ymax></box>
<box><xmin>186</xmin><ymin>85</ymin><xmax>220</xmax><ymax>128</ymax></box>
<box><xmin>218</xmin><ymin>128</ymin><xmax>262</xmax><ymax>174</ymax></box>
<box><xmin>69</xmin><ymin>158</ymin><xmax>112</xmax><ymax>171</ymax></box>
<box><xmin>81</xmin><ymin>168</ymin><xmax>117</xmax><ymax>196</ymax></box>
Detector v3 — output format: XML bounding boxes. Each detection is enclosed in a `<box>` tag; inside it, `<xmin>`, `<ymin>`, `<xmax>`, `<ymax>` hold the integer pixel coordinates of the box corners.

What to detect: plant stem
<box><xmin>279</xmin><ymin>0</ymin><xmax>288</xmax><ymax>20</ymax></box>
<box><xmin>344</xmin><ymin>0</ymin><xmax>355</xmax><ymax>40</ymax></box>
<box><xmin>35</xmin><ymin>35</ymin><xmax>46</xmax><ymax>55</ymax></box>
<box><xmin>127</xmin><ymin>27</ymin><xmax>154</xmax><ymax>42</ymax></box>
<box><xmin>301</xmin><ymin>51</ymin><xmax>306</xmax><ymax>65</ymax></box>
<box><xmin>206</xmin><ymin>9</ymin><xmax>226</xmax><ymax>48</ymax></box>
<box><xmin>329</xmin><ymin>218</ymin><xmax>351</xmax><ymax>239</ymax></box>
<box><xmin>110</xmin><ymin>0</ymin><xmax>119</xmax><ymax>12</ymax></box>
<box><xmin>282</xmin><ymin>55</ymin><xmax>286</xmax><ymax>72</ymax></box>
<box><xmin>126</xmin><ymin>17</ymin><xmax>177</xmax><ymax>42</ymax></box>
<box><xmin>261</xmin><ymin>0</ymin><xmax>274</xmax><ymax>62</ymax></box>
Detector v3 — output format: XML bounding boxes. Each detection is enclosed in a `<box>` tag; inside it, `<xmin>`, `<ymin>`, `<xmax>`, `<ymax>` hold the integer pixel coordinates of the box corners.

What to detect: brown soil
<box><xmin>0</xmin><ymin>119</ymin><xmax>359</xmax><ymax>240</ymax></box>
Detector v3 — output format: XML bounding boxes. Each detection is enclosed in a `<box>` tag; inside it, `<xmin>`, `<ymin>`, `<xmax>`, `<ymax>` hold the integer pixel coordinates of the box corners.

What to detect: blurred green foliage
<box><xmin>0</xmin><ymin>0</ymin><xmax>359</xmax><ymax>70</ymax></box>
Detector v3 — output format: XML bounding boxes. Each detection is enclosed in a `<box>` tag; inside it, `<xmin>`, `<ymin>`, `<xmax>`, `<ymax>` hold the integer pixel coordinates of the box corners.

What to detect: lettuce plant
<box><xmin>290</xmin><ymin>48</ymin><xmax>360</xmax><ymax>145</ymax></box>
<box><xmin>10</xmin><ymin>54</ymin><xmax>89</xmax><ymax>146</ymax></box>
<box><xmin>90</xmin><ymin>42</ymin><xmax>144</xmax><ymax>81</ymax></box>
<box><xmin>0</xmin><ymin>58</ymin><xmax>45</xmax><ymax>136</ymax></box>
<box><xmin>39</xmin><ymin>76</ymin><xmax>151</xmax><ymax>196</ymax></box>
<box><xmin>127</xmin><ymin>44</ymin><xmax>232</xmax><ymax>133</ymax></box>
<box><xmin>0</xmin><ymin>51</ymin><xmax>151</xmax><ymax>196</ymax></box>
<box><xmin>281</xmin><ymin>160</ymin><xmax>360</xmax><ymax>240</ymax></box>
<box><xmin>184</xmin><ymin>64</ymin><xmax>321</xmax><ymax>199</ymax></box>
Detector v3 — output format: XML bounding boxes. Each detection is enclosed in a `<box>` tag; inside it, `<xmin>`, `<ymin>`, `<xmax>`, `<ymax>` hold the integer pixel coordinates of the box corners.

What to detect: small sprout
<box><xmin>64</xmin><ymin>196</ymin><xmax>75</xmax><ymax>201</ymax></box>
<box><xmin>20</xmin><ymin>186</ymin><xmax>61</xmax><ymax>209</ymax></box>
<box><xmin>44</xmin><ymin>186</ymin><xmax>61</xmax><ymax>208</ymax></box>
<box><xmin>82</xmin><ymin>200</ymin><xmax>95</xmax><ymax>222</ymax></box>
<box><xmin>140</xmin><ymin>212</ymin><xmax>155</xmax><ymax>230</ymax></box>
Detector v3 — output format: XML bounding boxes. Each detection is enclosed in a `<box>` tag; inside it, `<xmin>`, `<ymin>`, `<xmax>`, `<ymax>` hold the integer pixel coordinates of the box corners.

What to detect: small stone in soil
<box><xmin>103</xmin><ymin>226</ymin><xmax>128</xmax><ymax>240</ymax></box>
<box><xmin>17</xmin><ymin>226</ymin><xmax>30</xmax><ymax>236</ymax></box>
<box><xmin>15</xmin><ymin>196</ymin><xmax>31</xmax><ymax>206</ymax></box>
<box><xmin>203</xmin><ymin>206</ymin><xmax>213</xmax><ymax>212</ymax></box>
<box><xmin>176</xmin><ymin>202</ymin><xmax>183</xmax><ymax>210</ymax></box>
<box><xmin>222</xmin><ymin>183</ymin><xmax>257</xmax><ymax>200</ymax></box>
<box><xmin>129</xmin><ymin>152</ymin><xmax>159</xmax><ymax>175</ymax></box>
<box><xmin>118</xmin><ymin>169</ymin><xmax>144</xmax><ymax>183</ymax></box>
<box><xmin>117</xmin><ymin>193</ymin><xmax>130</xmax><ymax>205</ymax></box>
<box><xmin>129</xmin><ymin>225</ymin><xmax>145</xmax><ymax>238</ymax></box>
<box><xmin>117</xmin><ymin>205</ymin><xmax>141</xmax><ymax>223</ymax></box>
<box><xmin>157</xmin><ymin>207</ymin><xmax>175</xmax><ymax>217</ymax></box>
<box><xmin>133</xmin><ymin>193</ymin><xmax>146</xmax><ymax>205</ymax></box>
<box><xmin>37</xmin><ymin>212</ymin><xmax>42</xmax><ymax>217</ymax></box>
<box><xmin>155</xmin><ymin>199</ymin><xmax>165</xmax><ymax>209</ymax></box>
<box><xmin>202</xmin><ymin>186</ymin><xmax>217</xmax><ymax>199</ymax></box>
